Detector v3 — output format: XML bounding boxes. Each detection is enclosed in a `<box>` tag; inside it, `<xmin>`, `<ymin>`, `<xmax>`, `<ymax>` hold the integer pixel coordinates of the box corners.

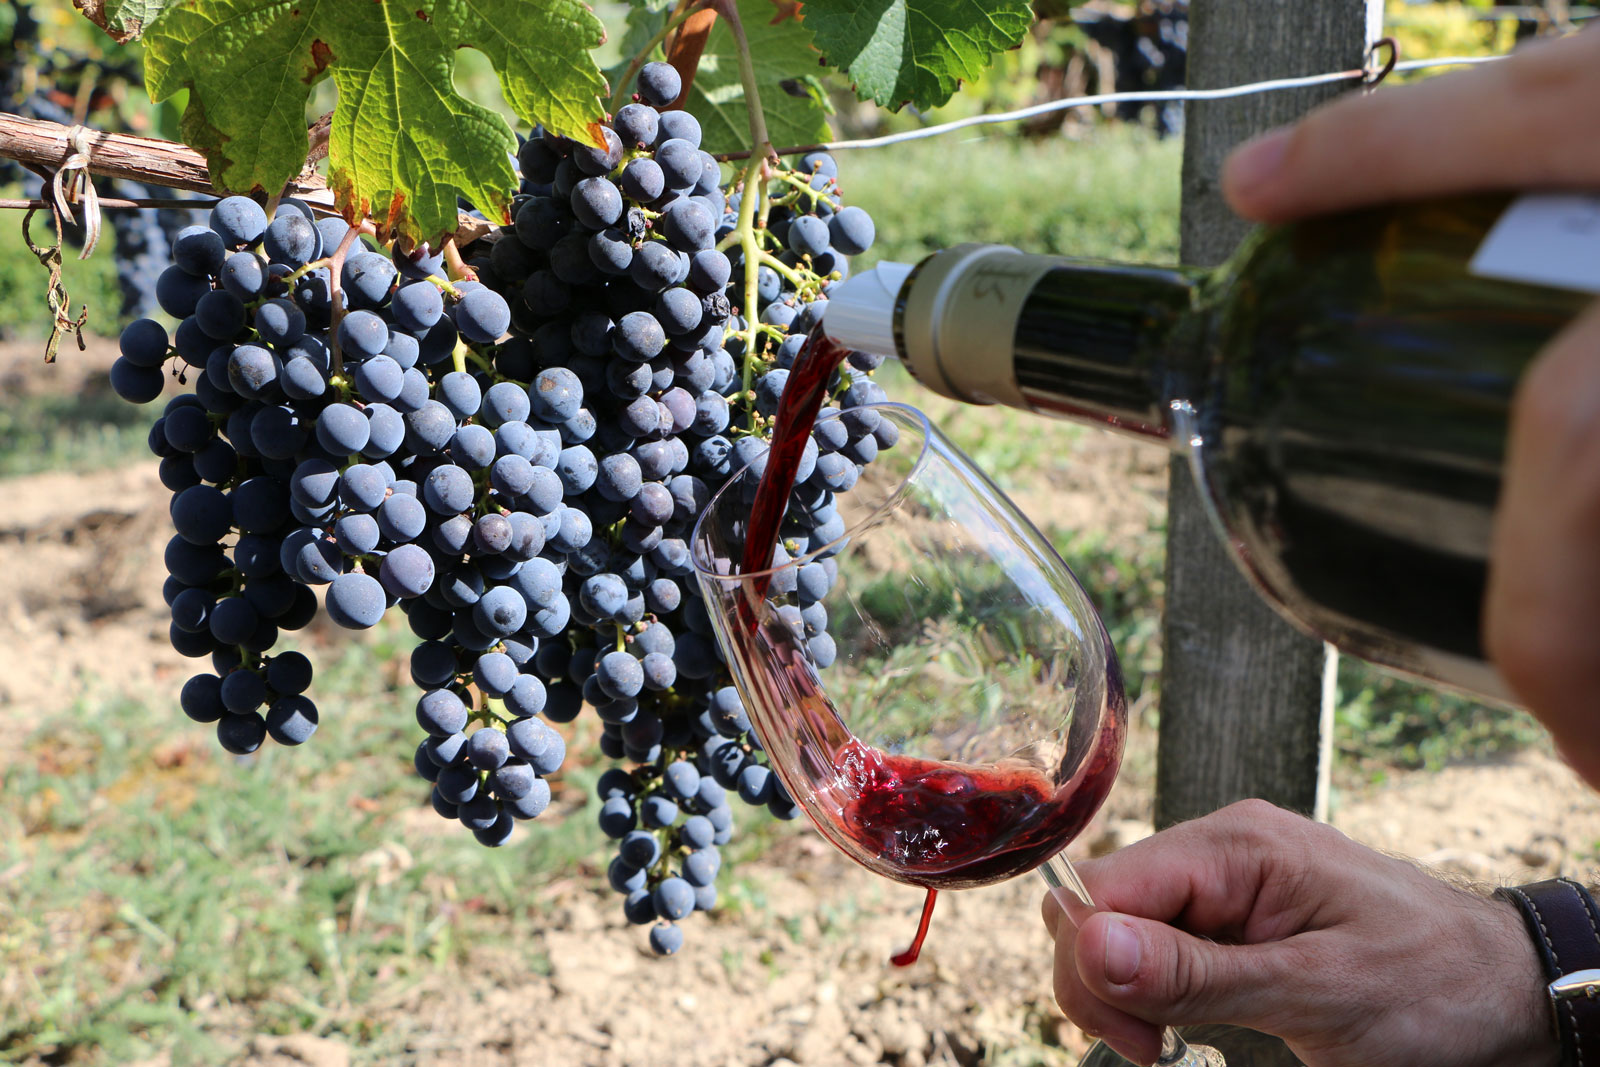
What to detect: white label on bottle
<box><xmin>1470</xmin><ymin>193</ymin><xmax>1600</xmax><ymax>294</ymax></box>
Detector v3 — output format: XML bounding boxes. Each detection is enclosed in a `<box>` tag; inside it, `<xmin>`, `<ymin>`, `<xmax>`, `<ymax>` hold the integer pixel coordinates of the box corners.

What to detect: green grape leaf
<box><xmin>685</xmin><ymin>0</ymin><xmax>831</xmax><ymax>156</ymax></box>
<box><xmin>802</xmin><ymin>0</ymin><xmax>1034</xmax><ymax>111</ymax></box>
<box><xmin>142</xmin><ymin>0</ymin><xmax>609</xmax><ymax>244</ymax></box>
<box><xmin>72</xmin><ymin>0</ymin><xmax>178</xmax><ymax>43</ymax></box>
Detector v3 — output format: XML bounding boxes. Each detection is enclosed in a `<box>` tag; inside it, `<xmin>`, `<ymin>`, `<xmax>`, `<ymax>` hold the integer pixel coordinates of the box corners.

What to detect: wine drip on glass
<box><xmin>691</xmin><ymin>328</ymin><xmax>1222</xmax><ymax>1066</ymax></box>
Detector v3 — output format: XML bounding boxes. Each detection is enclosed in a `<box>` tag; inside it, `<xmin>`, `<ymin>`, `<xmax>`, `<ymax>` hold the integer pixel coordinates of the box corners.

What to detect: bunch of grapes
<box><xmin>112</xmin><ymin>60</ymin><xmax>886</xmax><ymax>955</ymax></box>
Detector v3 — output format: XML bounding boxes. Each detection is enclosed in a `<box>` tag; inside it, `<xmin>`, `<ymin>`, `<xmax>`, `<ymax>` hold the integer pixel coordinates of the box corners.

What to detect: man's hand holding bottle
<box><xmin>1044</xmin><ymin>27</ymin><xmax>1600</xmax><ymax>1067</ymax></box>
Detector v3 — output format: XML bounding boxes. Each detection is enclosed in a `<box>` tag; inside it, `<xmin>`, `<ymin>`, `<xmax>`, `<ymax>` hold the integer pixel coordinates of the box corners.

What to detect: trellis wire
<box><xmin>1386</xmin><ymin>4</ymin><xmax>1596</xmax><ymax>21</ymax></box>
<box><xmin>716</xmin><ymin>54</ymin><xmax>1504</xmax><ymax>160</ymax></box>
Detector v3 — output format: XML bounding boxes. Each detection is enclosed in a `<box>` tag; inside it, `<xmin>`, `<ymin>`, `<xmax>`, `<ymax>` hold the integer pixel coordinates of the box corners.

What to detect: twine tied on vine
<box><xmin>24</xmin><ymin>123</ymin><xmax>104</xmax><ymax>363</ymax></box>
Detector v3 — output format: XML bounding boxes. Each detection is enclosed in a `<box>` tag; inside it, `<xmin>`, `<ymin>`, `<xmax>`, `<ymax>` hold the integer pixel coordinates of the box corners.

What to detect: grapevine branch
<box><xmin>0</xmin><ymin>111</ymin><xmax>306</xmax><ymax>197</ymax></box>
<box><xmin>0</xmin><ymin>112</ymin><xmax>495</xmax><ymax>246</ymax></box>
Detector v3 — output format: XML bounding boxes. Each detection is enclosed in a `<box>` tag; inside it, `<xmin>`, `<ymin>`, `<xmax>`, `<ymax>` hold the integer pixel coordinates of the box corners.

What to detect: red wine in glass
<box><xmin>736</xmin><ymin>326</ymin><xmax>1124</xmax><ymax>965</ymax></box>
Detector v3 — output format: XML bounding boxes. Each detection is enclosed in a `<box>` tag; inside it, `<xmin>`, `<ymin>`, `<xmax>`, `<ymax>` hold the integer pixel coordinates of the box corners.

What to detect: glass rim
<box><xmin>689</xmin><ymin>401</ymin><xmax>935</xmax><ymax>583</ymax></box>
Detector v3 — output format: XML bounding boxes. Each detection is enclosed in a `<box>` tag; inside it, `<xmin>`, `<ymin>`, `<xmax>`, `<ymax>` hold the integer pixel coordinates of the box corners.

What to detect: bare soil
<box><xmin>4</xmin><ymin>340</ymin><xmax>1598</xmax><ymax>1067</ymax></box>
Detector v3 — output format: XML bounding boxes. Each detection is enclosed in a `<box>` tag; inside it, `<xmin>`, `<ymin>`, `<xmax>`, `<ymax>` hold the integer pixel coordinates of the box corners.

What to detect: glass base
<box><xmin>1078</xmin><ymin>1026</ymin><xmax>1304</xmax><ymax>1067</ymax></box>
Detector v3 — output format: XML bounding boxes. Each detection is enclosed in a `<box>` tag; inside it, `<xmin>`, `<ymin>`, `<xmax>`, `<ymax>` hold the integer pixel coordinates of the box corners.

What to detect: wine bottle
<box><xmin>823</xmin><ymin>192</ymin><xmax>1600</xmax><ymax>700</ymax></box>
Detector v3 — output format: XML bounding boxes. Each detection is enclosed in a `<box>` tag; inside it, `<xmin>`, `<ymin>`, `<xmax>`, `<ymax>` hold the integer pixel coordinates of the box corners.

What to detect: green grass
<box><xmin>0</xmin><ymin>386</ymin><xmax>159</xmax><ymax>477</ymax></box>
<box><xmin>0</xmin><ymin>624</ymin><xmax>608</xmax><ymax>1065</ymax></box>
<box><xmin>839</xmin><ymin>127</ymin><xmax>1184</xmax><ymax>268</ymax></box>
<box><xmin>1334</xmin><ymin>661</ymin><xmax>1544</xmax><ymax>773</ymax></box>
<box><xmin>1050</xmin><ymin>524</ymin><xmax>1167</xmax><ymax>716</ymax></box>
<box><xmin>0</xmin><ymin>184</ymin><xmax>126</xmax><ymax>341</ymax></box>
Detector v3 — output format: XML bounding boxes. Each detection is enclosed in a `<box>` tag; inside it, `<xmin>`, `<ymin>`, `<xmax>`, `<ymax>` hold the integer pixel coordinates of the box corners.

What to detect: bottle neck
<box><xmin>892</xmin><ymin>245</ymin><xmax>1203</xmax><ymax>443</ymax></box>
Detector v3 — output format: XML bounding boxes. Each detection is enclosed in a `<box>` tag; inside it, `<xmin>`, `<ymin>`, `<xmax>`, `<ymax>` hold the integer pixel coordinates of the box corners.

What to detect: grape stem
<box><xmin>325</xmin><ymin>221</ymin><xmax>363</xmax><ymax>377</ymax></box>
<box><xmin>757</xmin><ymin>250</ymin><xmax>807</xmax><ymax>292</ymax></box>
<box><xmin>715</xmin><ymin>0</ymin><xmax>772</xmax><ymax>156</ymax></box>
<box><xmin>425</xmin><ymin>273</ymin><xmax>464</xmax><ymax>300</ymax></box>
<box><xmin>771</xmin><ymin>169</ymin><xmax>830</xmax><ymax>205</ymax></box>
<box><xmin>713</xmin><ymin>0</ymin><xmax>777</xmax><ymax>427</ymax></box>
<box><xmin>733</xmin><ymin>154</ymin><xmax>766</xmax><ymax>418</ymax></box>
<box><xmin>606</xmin><ymin>4</ymin><xmax>709</xmax><ymax>117</ymax></box>
<box><xmin>442</xmin><ymin>238</ymin><xmax>474</xmax><ymax>283</ymax></box>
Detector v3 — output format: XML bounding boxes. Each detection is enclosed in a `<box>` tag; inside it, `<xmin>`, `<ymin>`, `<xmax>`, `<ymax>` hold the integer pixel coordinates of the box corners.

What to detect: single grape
<box><xmin>787</xmin><ymin>215</ymin><xmax>831</xmax><ymax>257</ymax></box>
<box><xmin>572</xmin><ymin>126</ymin><xmax>624</xmax><ymax>177</ymax></box>
<box><xmin>828</xmin><ymin>206</ymin><xmax>876</xmax><ymax>256</ymax></box>
<box><xmin>217</xmin><ymin>711</ymin><xmax>268</xmax><ymax>754</ymax></box>
<box><xmin>656</xmin><ymin>110</ymin><xmax>701</xmax><ymax>149</ymax></box>
<box><xmin>180</xmin><ymin>673</ymin><xmax>226</xmax><ymax>723</ymax></box>
<box><xmin>652</xmin><ymin>877</ymin><xmax>695</xmax><ymax>921</ymax></box>
<box><xmin>636</xmin><ymin>62</ymin><xmax>682</xmax><ymax>107</ymax></box>
<box><xmin>209</xmin><ymin>195</ymin><xmax>268</xmax><ymax>248</ymax></box>
<box><xmin>456</xmin><ymin>288</ymin><xmax>512</xmax><ymax>344</ymax></box>
<box><xmin>571</xmin><ymin>176</ymin><xmax>624</xmax><ymax>229</ymax></box>
<box><xmin>255</xmin><ymin>297</ymin><xmax>307</xmax><ymax>348</ymax></box>
<box><xmin>317</xmin><ymin>402</ymin><xmax>371</xmax><ymax>456</ymax></box>
<box><xmin>659</xmin><ymin>200</ymin><xmax>714</xmax><ymax>253</ymax></box>
<box><xmin>327</xmin><ymin>572</ymin><xmax>386</xmax><ymax>629</ymax></box>
<box><xmin>266</xmin><ymin>695</ymin><xmax>319</xmax><ymax>745</ymax></box>
<box><xmin>417</xmin><ymin>689</ymin><xmax>469</xmax><ymax>736</ymax></box>
<box><xmin>467</xmin><ymin>727</ymin><xmax>511</xmax><ymax>770</ymax></box>
<box><xmin>655</xmin><ymin>139</ymin><xmax>701</xmax><ymax>192</ymax></box>
<box><xmin>262</xmin><ymin>212</ymin><xmax>319</xmax><ymax>267</ymax></box>
<box><xmin>628</xmin><ymin>241</ymin><xmax>680</xmax><ymax>293</ymax></box>
<box><xmin>391</xmin><ymin>281</ymin><xmax>444</xmax><ymax>332</ymax></box>
<box><xmin>474</xmin><ymin>585</ymin><xmax>528</xmax><ymax>637</ymax></box>
<box><xmin>341</xmin><ymin>250</ymin><xmax>397</xmax><ymax>308</ymax></box>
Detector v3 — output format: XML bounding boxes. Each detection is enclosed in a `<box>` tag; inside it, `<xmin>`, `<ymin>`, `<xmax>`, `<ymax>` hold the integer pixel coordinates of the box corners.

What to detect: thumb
<box><xmin>1076</xmin><ymin>911</ymin><xmax>1301</xmax><ymax>1031</ymax></box>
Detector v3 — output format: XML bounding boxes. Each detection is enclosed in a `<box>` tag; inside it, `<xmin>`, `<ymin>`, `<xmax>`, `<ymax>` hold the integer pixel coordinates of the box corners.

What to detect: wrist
<box><xmin>1485</xmin><ymin>894</ymin><xmax>1563</xmax><ymax>1067</ymax></box>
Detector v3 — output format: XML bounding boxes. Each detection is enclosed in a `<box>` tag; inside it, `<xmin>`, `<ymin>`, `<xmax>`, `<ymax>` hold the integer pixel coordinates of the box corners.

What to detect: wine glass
<box><xmin>691</xmin><ymin>403</ymin><xmax>1222</xmax><ymax>1067</ymax></box>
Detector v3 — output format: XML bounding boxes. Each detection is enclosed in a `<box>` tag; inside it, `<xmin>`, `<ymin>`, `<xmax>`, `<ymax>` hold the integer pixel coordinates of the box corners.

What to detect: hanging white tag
<box><xmin>1470</xmin><ymin>193</ymin><xmax>1600</xmax><ymax>294</ymax></box>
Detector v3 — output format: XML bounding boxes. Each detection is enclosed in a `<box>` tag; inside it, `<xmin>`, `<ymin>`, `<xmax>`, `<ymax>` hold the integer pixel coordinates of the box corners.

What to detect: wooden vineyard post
<box><xmin>1154</xmin><ymin>0</ymin><xmax>1380</xmax><ymax>832</ymax></box>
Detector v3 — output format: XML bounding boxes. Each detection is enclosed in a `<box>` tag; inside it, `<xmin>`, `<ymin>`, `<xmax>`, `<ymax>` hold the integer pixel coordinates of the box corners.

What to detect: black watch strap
<box><xmin>1496</xmin><ymin>878</ymin><xmax>1600</xmax><ymax>1066</ymax></box>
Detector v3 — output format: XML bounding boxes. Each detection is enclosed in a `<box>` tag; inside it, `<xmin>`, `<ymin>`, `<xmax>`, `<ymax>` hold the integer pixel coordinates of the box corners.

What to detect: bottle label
<box><xmin>1470</xmin><ymin>193</ymin><xmax>1600</xmax><ymax>294</ymax></box>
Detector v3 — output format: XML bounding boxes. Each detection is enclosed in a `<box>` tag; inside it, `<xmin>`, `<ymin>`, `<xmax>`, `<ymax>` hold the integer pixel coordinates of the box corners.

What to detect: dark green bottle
<box><xmin>824</xmin><ymin>192</ymin><xmax>1600</xmax><ymax>699</ymax></box>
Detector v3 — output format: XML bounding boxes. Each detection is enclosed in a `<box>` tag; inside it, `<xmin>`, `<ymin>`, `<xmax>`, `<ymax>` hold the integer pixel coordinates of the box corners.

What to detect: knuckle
<box><xmin>1164</xmin><ymin>939</ymin><xmax>1211</xmax><ymax>1017</ymax></box>
<box><xmin>1216</xmin><ymin>798</ymin><xmax>1299</xmax><ymax>847</ymax></box>
<box><xmin>1221</xmin><ymin>797</ymin><xmax>1286</xmax><ymax>824</ymax></box>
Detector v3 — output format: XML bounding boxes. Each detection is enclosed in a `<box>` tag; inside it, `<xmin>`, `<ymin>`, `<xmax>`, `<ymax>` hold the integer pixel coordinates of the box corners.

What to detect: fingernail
<box><xmin>1225</xmin><ymin>128</ymin><xmax>1291</xmax><ymax>197</ymax></box>
<box><xmin>1103</xmin><ymin>917</ymin><xmax>1141</xmax><ymax>987</ymax></box>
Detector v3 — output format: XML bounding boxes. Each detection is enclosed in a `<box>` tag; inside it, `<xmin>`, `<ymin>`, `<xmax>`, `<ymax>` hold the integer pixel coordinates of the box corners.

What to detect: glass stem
<box><xmin>1036</xmin><ymin>853</ymin><xmax>1224</xmax><ymax>1067</ymax></box>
